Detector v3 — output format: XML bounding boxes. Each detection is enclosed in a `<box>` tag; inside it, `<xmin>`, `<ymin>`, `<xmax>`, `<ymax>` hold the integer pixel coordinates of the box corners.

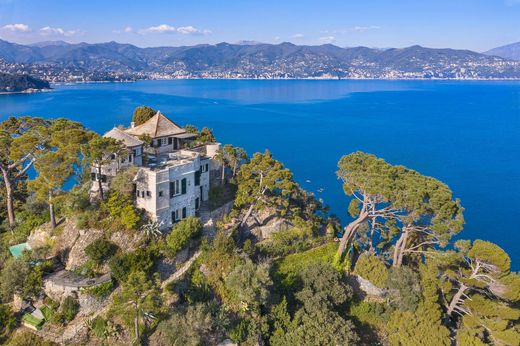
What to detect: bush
<box><xmin>354</xmin><ymin>253</ymin><xmax>389</xmax><ymax>288</ymax></box>
<box><xmin>132</xmin><ymin>106</ymin><xmax>156</xmax><ymax>126</ymax></box>
<box><xmin>85</xmin><ymin>239</ymin><xmax>118</xmax><ymax>265</ymax></box>
<box><xmin>109</xmin><ymin>248</ymin><xmax>156</xmax><ymax>282</ymax></box>
<box><xmin>52</xmin><ymin>296</ymin><xmax>79</xmax><ymax>324</ymax></box>
<box><xmin>166</xmin><ymin>217</ymin><xmax>202</xmax><ymax>256</ymax></box>
<box><xmin>84</xmin><ymin>280</ymin><xmax>113</xmax><ymax>298</ymax></box>
<box><xmin>102</xmin><ymin>191</ymin><xmax>140</xmax><ymax>230</ymax></box>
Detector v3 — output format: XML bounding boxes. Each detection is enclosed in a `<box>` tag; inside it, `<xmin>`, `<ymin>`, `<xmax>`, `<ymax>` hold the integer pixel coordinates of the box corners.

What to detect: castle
<box><xmin>90</xmin><ymin>111</ymin><xmax>221</xmax><ymax>228</ymax></box>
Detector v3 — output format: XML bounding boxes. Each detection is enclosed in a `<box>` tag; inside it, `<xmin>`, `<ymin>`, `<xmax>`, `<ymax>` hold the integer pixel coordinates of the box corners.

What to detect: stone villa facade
<box><xmin>91</xmin><ymin>111</ymin><xmax>221</xmax><ymax>228</ymax></box>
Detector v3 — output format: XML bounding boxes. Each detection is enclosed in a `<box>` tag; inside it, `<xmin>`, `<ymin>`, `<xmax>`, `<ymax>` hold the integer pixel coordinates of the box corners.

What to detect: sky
<box><xmin>0</xmin><ymin>0</ymin><xmax>519</xmax><ymax>51</ymax></box>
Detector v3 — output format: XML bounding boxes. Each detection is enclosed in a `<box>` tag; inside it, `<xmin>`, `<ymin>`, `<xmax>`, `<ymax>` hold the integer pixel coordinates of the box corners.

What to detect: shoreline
<box><xmin>0</xmin><ymin>88</ymin><xmax>53</xmax><ymax>95</ymax></box>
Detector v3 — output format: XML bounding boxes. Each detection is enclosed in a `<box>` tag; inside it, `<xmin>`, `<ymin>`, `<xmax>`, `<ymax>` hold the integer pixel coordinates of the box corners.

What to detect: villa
<box><xmin>91</xmin><ymin>111</ymin><xmax>221</xmax><ymax>229</ymax></box>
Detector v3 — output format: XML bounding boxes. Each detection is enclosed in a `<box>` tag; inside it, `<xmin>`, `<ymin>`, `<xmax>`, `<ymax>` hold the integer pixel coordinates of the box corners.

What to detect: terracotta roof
<box><xmin>125</xmin><ymin>111</ymin><xmax>186</xmax><ymax>138</ymax></box>
<box><xmin>104</xmin><ymin>127</ymin><xmax>143</xmax><ymax>147</ymax></box>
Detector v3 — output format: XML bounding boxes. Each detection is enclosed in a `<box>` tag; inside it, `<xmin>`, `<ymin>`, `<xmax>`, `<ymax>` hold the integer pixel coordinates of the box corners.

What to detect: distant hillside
<box><xmin>484</xmin><ymin>42</ymin><xmax>520</xmax><ymax>61</ymax></box>
<box><xmin>0</xmin><ymin>72</ymin><xmax>50</xmax><ymax>93</ymax></box>
<box><xmin>1</xmin><ymin>39</ymin><xmax>520</xmax><ymax>80</ymax></box>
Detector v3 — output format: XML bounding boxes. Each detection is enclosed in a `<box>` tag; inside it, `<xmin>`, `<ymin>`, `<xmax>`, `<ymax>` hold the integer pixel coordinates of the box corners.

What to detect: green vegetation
<box><xmin>166</xmin><ymin>217</ymin><xmax>202</xmax><ymax>256</ymax></box>
<box><xmin>1</xmin><ymin>114</ymin><xmax>518</xmax><ymax>345</ymax></box>
<box><xmin>132</xmin><ymin>106</ymin><xmax>156</xmax><ymax>126</ymax></box>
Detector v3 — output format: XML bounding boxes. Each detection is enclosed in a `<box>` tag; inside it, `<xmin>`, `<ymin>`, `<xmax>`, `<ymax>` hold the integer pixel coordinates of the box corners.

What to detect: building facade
<box><xmin>91</xmin><ymin>111</ymin><xmax>220</xmax><ymax>229</ymax></box>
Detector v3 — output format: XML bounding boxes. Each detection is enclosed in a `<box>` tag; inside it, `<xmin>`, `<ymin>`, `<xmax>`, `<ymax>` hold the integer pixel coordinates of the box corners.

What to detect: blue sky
<box><xmin>0</xmin><ymin>0</ymin><xmax>519</xmax><ymax>51</ymax></box>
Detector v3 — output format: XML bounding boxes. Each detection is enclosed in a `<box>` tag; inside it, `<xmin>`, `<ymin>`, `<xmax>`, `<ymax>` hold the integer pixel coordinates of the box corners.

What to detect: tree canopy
<box><xmin>132</xmin><ymin>106</ymin><xmax>157</xmax><ymax>126</ymax></box>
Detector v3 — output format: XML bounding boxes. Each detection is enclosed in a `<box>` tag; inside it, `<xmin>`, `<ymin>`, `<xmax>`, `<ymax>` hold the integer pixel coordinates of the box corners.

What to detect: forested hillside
<box><xmin>0</xmin><ymin>113</ymin><xmax>518</xmax><ymax>345</ymax></box>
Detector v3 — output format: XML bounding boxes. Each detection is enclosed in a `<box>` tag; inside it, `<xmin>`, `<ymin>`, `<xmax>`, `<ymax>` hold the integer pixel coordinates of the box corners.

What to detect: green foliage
<box><xmin>235</xmin><ymin>150</ymin><xmax>297</xmax><ymax>219</ymax></box>
<box><xmin>0</xmin><ymin>304</ymin><xmax>16</xmax><ymax>337</ymax></box>
<box><xmin>5</xmin><ymin>330</ymin><xmax>58</xmax><ymax>346</ymax></box>
<box><xmin>225</xmin><ymin>259</ymin><xmax>272</xmax><ymax>312</ymax></box>
<box><xmin>108</xmin><ymin>247</ymin><xmax>155</xmax><ymax>282</ymax></box>
<box><xmin>51</xmin><ymin>296</ymin><xmax>79</xmax><ymax>324</ymax></box>
<box><xmin>157</xmin><ymin>303</ymin><xmax>228</xmax><ymax>346</ymax></box>
<box><xmin>87</xmin><ymin>316</ymin><xmax>121</xmax><ymax>340</ymax></box>
<box><xmin>85</xmin><ymin>238</ymin><xmax>119</xmax><ymax>265</ymax></box>
<box><xmin>102</xmin><ymin>191</ymin><xmax>140</xmax><ymax>230</ymax></box>
<box><xmin>110</xmin><ymin>166</ymin><xmax>139</xmax><ymax>198</ymax></box>
<box><xmin>386</xmin><ymin>266</ymin><xmax>422</xmax><ymax>311</ymax></box>
<box><xmin>0</xmin><ymin>252</ymin><xmax>42</xmax><ymax>301</ymax></box>
<box><xmin>84</xmin><ymin>280</ymin><xmax>114</xmax><ymax>298</ymax></box>
<box><xmin>197</xmin><ymin>127</ymin><xmax>216</xmax><ymax>143</ymax></box>
<box><xmin>132</xmin><ymin>106</ymin><xmax>156</xmax><ymax>126</ymax></box>
<box><xmin>353</xmin><ymin>253</ymin><xmax>389</xmax><ymax>288</ymax></box>
<box><xmin>166</xmin><ymin>217</ymin><xmax>202</xmax><ymax>256</ymax></box>
<box><xmin>271</xmin><ymin>262</ymin><xmax>358</xmax><ymax>346</ymax></box>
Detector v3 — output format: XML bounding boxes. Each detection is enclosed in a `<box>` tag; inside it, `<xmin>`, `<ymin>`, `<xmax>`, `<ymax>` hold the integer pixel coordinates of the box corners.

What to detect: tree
<box><xmin>85</xmin><ymin>238</ymin><xmax>119</xmax><ymax>265</ymax></box>
<box><xmin>110</xmin><ymin>166</ymin><xmax>139</xmax><ymax>198</ymax></box>
<box><xmin>235</xmin><ymin>150</ymin><xmax>297</xmax><ymax>227</ymax></box>
<box><xmin>197</xmin><ymin>127</ymin><xmax>216</xmax><ymax>144</ymax></box>
<box><xmin>132</xmin><ymin>106</ymin><xmax>156</xmax><ymax>126</ymax></box>
<box><xmin>336</xmin><ymin>152</ymin><xmax>464</xmax><ymax>267</ymax></box>
<box><xmin>28</xmin><ymin>152</ymin><xmax>74</xmax><ymax>229</ymax></box>
<box><xmin>119</xmin><ymin>271</ymin><xmax>161</xmax><ymax>342</ymax></box>
<box><xmin>223</xmin><ymin>144</ymin><xmax>247</xmax><ymax>177</ymax></box>
<box><xmin>225</xmin><ymin>259</ymin><xmax>272</xmax><ymax>312</ymax></box>
<box><xmin>440</xmin><ymin>240</ymin><xmax>520</xmax><ymax>331</ymax></box>
<box><xmin>87</xmin><ymin>134</ymin><xmax>125</xmax><ymax>200</ymax></box>
<box><xmin>270</xmin><ymin>263</ymin><xmax>359</xmax><ymax>345</ymax></box>
<box><xmin>0</xmin><ymin>116</ymin><xmax>52</xmax><ymax>227</ymax></box>
<box><xmin>390</xmin><ymin>171</ymin><xmax>464</xmax><ymax>267</ymax></box>
<box><xmin>0</xmin><ymin>304</ymin><xmax>15</xmax><ymax>338</ymax></box>
<box><xmin>157</xmin><ymin>303</ymin><xmax>228</xmax><ymax>346</ymax></box>
<box><xmin>213</xmin><ymin>149</ymin><xmax>227</xmax><ymax>185</ymax></box>
<box><xmin>0</xmin><ymin>252</ymin><xmax>42</xmax><ymax>301</ymax></box>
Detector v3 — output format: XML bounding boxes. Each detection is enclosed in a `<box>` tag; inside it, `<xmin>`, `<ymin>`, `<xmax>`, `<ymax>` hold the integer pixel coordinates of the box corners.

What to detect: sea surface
<box><xmin>1</xmin><ymin>80</ymin><xmax>519</xmax><ymax>269</ymax></box>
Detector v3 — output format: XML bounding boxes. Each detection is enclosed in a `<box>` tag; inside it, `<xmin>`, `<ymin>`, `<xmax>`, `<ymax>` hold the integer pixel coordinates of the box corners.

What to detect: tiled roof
<box><xmin>104</xmin><ymin>127</ymin><xmax>143</xmax><ymax>147</ymax></box>
<box><xmin>125</xmin><ymin>111</ymin><xmax>186</xmax><ymax>138</ymax></box>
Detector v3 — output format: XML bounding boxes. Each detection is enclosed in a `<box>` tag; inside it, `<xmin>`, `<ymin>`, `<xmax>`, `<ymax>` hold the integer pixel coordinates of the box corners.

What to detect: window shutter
<box><xmin>170</xmin><ymin>182</ymin><xmax>174</xmax><ymax>198</ymax></box>
<box><xmin>182</xmin><ymin>207</ymin><xmax>187</xmax><ymax>219</ymax></box>
<box><xmin>195</xmin><ymin>171</ymin><xmax>201</xmax><ymax>186</ymax></box>
<box><xmin>168</xmin><ymin>137</ymin><xmax>173</xmax><ymax>145</ymax></box>
<box><xmin>181</xmin><ymin>178</ymin><xmax>187</xmax><ymax>194</ymax></box>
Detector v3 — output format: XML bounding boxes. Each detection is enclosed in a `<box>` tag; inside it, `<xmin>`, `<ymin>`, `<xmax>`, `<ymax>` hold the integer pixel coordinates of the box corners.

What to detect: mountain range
<box><xmin>1</xmin><ymin>39</ymin><xmax>520</xmax><ymax>81</ymax></box>
<box><xmin>484</xmin><ymin>41</ymin><xmax>520</xmax><ymax>61</ymax></box>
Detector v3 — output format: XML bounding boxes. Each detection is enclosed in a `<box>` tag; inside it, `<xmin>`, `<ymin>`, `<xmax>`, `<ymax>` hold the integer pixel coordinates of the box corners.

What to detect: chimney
<box><xmin>130</xmin><ymin>122</ymin><xmax>135</xmax><ymax>128</ymax></box>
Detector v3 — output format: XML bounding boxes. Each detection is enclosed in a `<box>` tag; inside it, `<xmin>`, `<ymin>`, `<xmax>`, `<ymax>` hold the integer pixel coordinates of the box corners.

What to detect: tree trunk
<box><xmin>49</xmin><ymin>193</ymin><xmax>56</xmax><ymax>230</ymax></box>
<box><xmin>446</xmin><ymin>283</ymin><xmax>468</xmax><ymax>318</ymax></box>
<box><xmin>97</xmin><ymin>165</ymin><xmax>104</xmax><ymax>200</ymax></box>
<box><xmin>221</xmin><ymin>163</ymin><xmax>225</xmax><ymax>185</ymax></box>
<box><xmin>337</xmin><ymin>210</ymin><xmax>369</xmax><ymax>257</ymax></box>
<box><xmin>240</xmin><ymin>203</ymin><xmax>256</xmax><ymax>227</ymax></box>
<box><xmin>233</xmin><ymin>162</ymin><xmax>237</xmax><ymax>177</ymax></box>
<box><xmin>134</xmin><ymin>303</ymin><xmax>140</xmax><ymax>341</ymax></box>
<box><xmin>2</xmin><ymin>171</ymin><xmax>16</xmax><ymax>228</ymax></box>
<box><xmin>393</xmin><ymin>227</ymin><xmax>409</xmax><ymax>267</ymax></box>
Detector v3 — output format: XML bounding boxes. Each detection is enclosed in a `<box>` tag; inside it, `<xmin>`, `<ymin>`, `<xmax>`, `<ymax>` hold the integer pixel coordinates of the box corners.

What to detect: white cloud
<box><xmin>352</xmin><ymin>25</ymin><xmax>381</xmax><ymax>33</ymax></box>
<box><xmin>292</xmin><ymin>33</ymin><xmax>304</xmax><ymax>39</ymax></box>
<box><xmin>1</xmin><ymin>23</ymin><xmax>31</xmax><ymax>33</ymax></box>
<box><xmin>124</xmin><ymin>26</ymin><xmax>133</xmax><ymax>33</ymax></box>
<box><xmin>319</xmin><ymin>36</ymin><xmax>336</xmax><ymax>44</ymax></box>
<box><xmin>140</xmin><ymin>24</ymin><xmax>211</xmax><ymax>35</ymax></box>
<box><xmin>39</xmin><ymin>26</ymin><xmax>80</xmax><ymax>37</ymax></box>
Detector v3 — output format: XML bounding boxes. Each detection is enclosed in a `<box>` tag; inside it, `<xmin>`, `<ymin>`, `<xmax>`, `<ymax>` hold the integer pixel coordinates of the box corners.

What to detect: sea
<box><xmin>1</xmin><ymin>80</ymin><xmax>519</xmax><ymax>269</ymax></box>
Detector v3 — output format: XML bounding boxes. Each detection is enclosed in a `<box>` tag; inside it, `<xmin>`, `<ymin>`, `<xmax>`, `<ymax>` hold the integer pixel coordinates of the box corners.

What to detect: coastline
<box><xmin>0</xmin><ymin>88</ymin><xmax>53</xmax><ymax>95</ymax></box>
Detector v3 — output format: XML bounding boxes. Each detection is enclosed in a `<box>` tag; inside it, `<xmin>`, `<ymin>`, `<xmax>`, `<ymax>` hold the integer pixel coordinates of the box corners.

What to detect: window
<box><xmin>182</xmin><ymin>207</ymin><xmax>187</xmax><ymax>219</ymax></box>
<box><xmin>201</xmin><ymin>164</ymin><xmax>208</xmax><ymax>173</ymax></box>
<box><xmin>168</xmin><ymin>137</ymin><xmax>173</xmax><ymax>145</ymax></box>
<box><xmin>159</xmin><ymin>191</ymin><xmax>163</xmax><ymax>197</ymax></box>
<box><xmin>90</xmin><ymin>173</ymin><xmax>96</xmax><ymax>181</ymax></box>
<box><xmin>146</xmin><ymin>191</ymin><xmax>151</xmax><ymax>197</ymax></box>
<box><xmin>170</xmin><ymin>180</ymin><xmax>181</xmax><ymax>197</ymax></box>
<box><xmin>128</xmin><ymin>154</ymin><xmax>132</xmax><ymax>163</ymax></box>
<box><xmin>136</xmin><ymin>190</ymin><xmax>140</xmax><ymax>197</ymax></box>
<box><xmin>101</xmin><ymin>175</ymin><xmax>107</xmax><ymax>183</ymax></box>
<box><xmin>195</xmin><ymin>197</ymin><xmax>200</xmax><ymax>210</ymax></box>
<box><xmin>172</xmin><ymin>210</ymin><xmax>179</xmax><ymax>223</ymax></box>
<box><xmin>205</xmin><ymin>164</ymin><xmax>209</xmax><ymax>172</ymax></box>
<box><xmin>141</xmin><ymin>191</ymin><xmax>145</xmax><ymax>198</ymax></box>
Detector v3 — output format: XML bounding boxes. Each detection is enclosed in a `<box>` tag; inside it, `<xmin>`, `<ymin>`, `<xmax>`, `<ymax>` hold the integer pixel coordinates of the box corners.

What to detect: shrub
<box><xmin>354</xmin><ymin>253</ymin><xmax>389</xmax><ymax>288</ymax></box>
<box><xmin>132</xmin><ymin>106</ymin><xmax>156</xmax><ymax>126</ymax></box>
<box><xmin>84</xmin><ymin>280</ymin><xmax>113</xmax><ymax>298</ymax></box>
<box><xmin>109</xmin><ymin>248</ymin><xmax>155</xmax><ymax>282</ymax></box>
<box><xmin>166</xmin><ymin>217</ymin><xmax>202</xmax><ymax>256</ymax></box>
<box><xmin>85</xmin><ymin>239</ymin><xmax>118</xmax><ymax>265</ymax></box>
<box><xmin>103</xmin><ymin>191</ymin><xmax>140</xmax><ymax>230</ymax></box>
<box><xmin>52</xmin><ymin>296</ymin><xmax>79</xmax><ymax>324</ymax></box>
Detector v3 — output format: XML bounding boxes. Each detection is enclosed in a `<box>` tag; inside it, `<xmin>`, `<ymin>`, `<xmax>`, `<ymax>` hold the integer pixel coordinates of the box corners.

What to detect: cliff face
<box><xmin>0</xmin><ymin>72</ymin><xmax>51</xmax><ymax>92</ymax></box>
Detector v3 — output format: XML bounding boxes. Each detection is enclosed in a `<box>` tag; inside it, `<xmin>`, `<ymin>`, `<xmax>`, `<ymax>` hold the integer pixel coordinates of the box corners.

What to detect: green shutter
<box><xmin>195</xmin><ymin>170</ymin><xmax>201</xmax><ymax>186</ymax></box>
<box><xmin>181</xmin><ymin>178</ymin><xmax>187</xmax><ymax>194</ymax></box>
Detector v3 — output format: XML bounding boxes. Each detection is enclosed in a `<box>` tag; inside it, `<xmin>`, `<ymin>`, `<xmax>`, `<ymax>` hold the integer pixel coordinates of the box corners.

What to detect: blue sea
<box><xmin>1</xmin><ymin>80</ymin><xmax>519</xmax><ymax>269</ymax></box>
